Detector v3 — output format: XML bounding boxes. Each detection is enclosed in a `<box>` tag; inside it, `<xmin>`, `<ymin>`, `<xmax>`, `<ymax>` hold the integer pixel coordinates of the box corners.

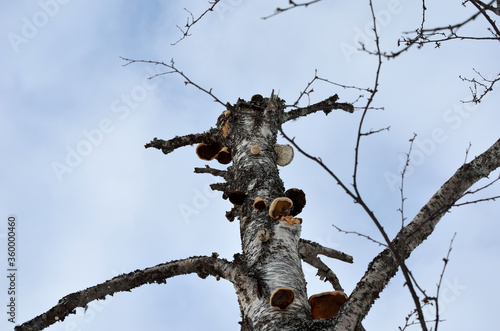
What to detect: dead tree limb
<box><xmin>15</xmin><ymin>254</ymin><xmax>239</xmax><ymax>331</ymax></box>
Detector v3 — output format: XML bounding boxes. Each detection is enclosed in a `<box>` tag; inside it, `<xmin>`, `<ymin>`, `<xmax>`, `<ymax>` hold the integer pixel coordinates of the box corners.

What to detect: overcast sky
<box><xmin>1</xmin><ymin>1</ymin><xmax>499</xmax><ymax>330</ymax></box>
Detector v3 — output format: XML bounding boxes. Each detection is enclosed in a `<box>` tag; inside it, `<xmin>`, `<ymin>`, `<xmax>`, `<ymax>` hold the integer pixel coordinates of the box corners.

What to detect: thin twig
<box><xmin>172</xmin><ymin>1</ymin><xmax>221</xmax><ymax>45</ymax></box>
<box><xmin>332</xmin><ymin>224</ymin><xmax>387</xmax><ymax>247</ymax></box>
<box><xmin>121</xmin><ymin>57</ymin><xmax>229</xmax><ymax>108</ymax></box>
<box><xmin>262</xmin><ymin>0</ymin><xmax>323</xmax><ymax>19</ymax></box>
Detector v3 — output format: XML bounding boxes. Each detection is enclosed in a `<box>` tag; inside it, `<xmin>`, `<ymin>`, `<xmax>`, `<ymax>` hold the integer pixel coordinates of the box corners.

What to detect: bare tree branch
<box><xmin>459</xmin><ymin>69</ymin><xmax>500</xmax><ymax>103</ymax></box>
<box><xmin>332</xmin><ymin>224</ymin><xmax>387</xmax><ymax>247</ymax></box>
<box><xmin>299</xmin><ymin>238</ymin><xmax>354</xmax><ymax>263</ymax></box>
<box><xmin>298</xmin><ymin>239</ymin><xmax>353</xmax><ymax>292</ymax></box>
<box><xmin>333</xmin><ymin>138</ymin><xmax>500</xmax><ymax>330</ymax></box>
<box><xmin>290</xmin><ymin>69</ymin><xmax>373</xmax><ymax>108</ymax></box>
<box><xmin>469</xmin><ymin>0</ymin><xmax>500</xmax><ymax>36</ymax></box>
<box><xmin>16</xmin><ymin>254</ymin><xmax>238</xmax><ymax>331</ymax></box>
<box><xmin>262</xmin><ymin>0</ymin><xmax>323</xmax><ymax>19</ymax></box>
<box><xmin>172</xmin><ymin>1</ymin><xmax>221</xmax><ymax>45</ymax></box>
<box><xmin>381</xmin><ymin>0</ymin><xmax>499</xmax><ymax>59</ymax></box>
<box><xmin>194</xmin><ymin>165</ymin><xmax>227</xmax><ymax>178</ymax></box>
<box><xmin>121</xmin><ymin>57</ymin><xmax>230</xmax><ymax>108</ymax></box>
<box><xmin>145</xmin><ymin>128</ymin><xmax>219</xmax><ymax>155</ymax></box>
<box><xmin>282</xmin><ymin>95</ymin><xmax>354</xmax><ymax>122</ymax></box>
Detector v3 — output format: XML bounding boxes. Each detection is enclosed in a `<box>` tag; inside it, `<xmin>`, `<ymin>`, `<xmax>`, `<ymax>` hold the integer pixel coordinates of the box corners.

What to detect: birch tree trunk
<box><xmin>219</xmin><ymin>94</ymin><xmax>311</xmax><ymax>330</ymax></box>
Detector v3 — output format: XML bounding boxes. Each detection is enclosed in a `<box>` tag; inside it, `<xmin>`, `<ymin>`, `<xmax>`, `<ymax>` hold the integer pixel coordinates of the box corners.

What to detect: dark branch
<box><xmin>194</xmin><ymin>165</ymin><xmax>227</xmax><ymax>178</ymax></box>
<box><xmin>332</xmin><ymin>224</ymin><xmax>386</xmax><ymax>247</ymax></box>
<box><xmin>459</xmin><ymin>69</ymin><xmax>500</xmax><ymax>104</ymax></box>
<box><xmin>145</xmin><ymin>128</ymin><xmax>219</xmax><ymax>155</ymax></box>
<box><xmin>121</xmin><ymin>57</ymin><xmax>229</xmax><ymax>108</ymax></box>
<box><xmin>172</xmin><ymin>1</ymin><xmax>221</xmax><ymax>45</ymax></box>
<box><xmin>282</xmin><ymin>95</ymin><xmax>354</xmax><ymax>122</ymax></box>
<box><xmin>262</xmin><ymin>0</ymin><xmax>323</xmax><ymax>19</ymax></box>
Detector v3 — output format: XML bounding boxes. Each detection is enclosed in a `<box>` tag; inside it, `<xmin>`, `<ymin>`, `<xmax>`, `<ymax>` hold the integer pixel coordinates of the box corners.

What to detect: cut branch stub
<box><xmin>285</xmin><ymin>188</ymin><xmax>306</xmax><ymax>216</ymax></box>
<box><xmin>269</xmin><ymin>197</ymin><xmax>293</xmax><ymax>219</ymax></box>
<box><xmin>270</xmin><ymin>288</ymin><xmax>295</xmax><ymax>311</ymax></box>
<box><xmin>309</xmin><ymin>291</ymin><xmax>348</xmax><ymax>320</ymax></box>
<box><xmin>196</xmin><ymin>142</ymin><xmax>223</xmax><ymax>161</ymax></box>
<box><xmin>274</xmin><ymin>144</ymin><xmax>294</xmax><ymax>166</ymax></box>
<box><xmin>257</xmin><ymin>228</ymin><xmax>270</xmax><ymax>242</ymax></box>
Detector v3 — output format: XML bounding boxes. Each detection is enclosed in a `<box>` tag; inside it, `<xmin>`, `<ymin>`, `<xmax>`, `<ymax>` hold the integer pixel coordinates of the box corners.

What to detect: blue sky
<box><xmin>1</xmin><ymin>1</ymin><xmax>499</xmax><ymax>330</ymax></box>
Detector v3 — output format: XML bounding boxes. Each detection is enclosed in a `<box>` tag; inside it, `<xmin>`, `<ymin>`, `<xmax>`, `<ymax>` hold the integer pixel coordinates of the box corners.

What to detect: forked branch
<box><xmin>172</xmin><ymin>1</ymin><xmax>221</xmax><ymax>45</ymax></box>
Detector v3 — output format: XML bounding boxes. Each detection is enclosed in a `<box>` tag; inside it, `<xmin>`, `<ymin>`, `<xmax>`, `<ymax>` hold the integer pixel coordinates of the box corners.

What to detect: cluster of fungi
<box><xmin>194</xmin><ymin>94</ymin><xmax>348</xmax><ymax>320</ymax></box>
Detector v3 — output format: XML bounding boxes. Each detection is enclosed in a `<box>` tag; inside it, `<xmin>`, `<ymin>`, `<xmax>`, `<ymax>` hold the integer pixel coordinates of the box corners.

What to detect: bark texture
<box><xmin>218</xmin><ymin>95</ymin><xmax>311</xmax><ymax>330</ymax></box>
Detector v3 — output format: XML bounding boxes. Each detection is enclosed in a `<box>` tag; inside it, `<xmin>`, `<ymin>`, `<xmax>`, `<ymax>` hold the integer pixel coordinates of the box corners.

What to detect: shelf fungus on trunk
<box><xmin>250</xmin><ymin>145</ymin><xmax>261</xmax><ymax>155</ymax></box>
<box><xmin>279</xmin><ymin>215</ymin><xmax>302</xmax><ymax>226</ymax></box>
<box><xmin>228</xmin><ymin>190</ymin><xmax>247</xmax><ymax>205</ymax></box>
<box><xmin>308</xmin><ymin>291</ymin><xmax>348</xmax><ymax>320</ymax></box>
<box><xmin>221</xmin><ymin>121</ymin><xmax>229</xmax><ymax>137</ymax></box>
<box><xmin>196</xmin><ymin>142</ymin><xmax>223</xmax><ymax>161</ymax></box>
<box><xmin>253</xmin><ymin>197</ymin><xmax>267</xmax><ymax>210</ymax></box>
<box><xmin>285</xmin><ymin>188</ymin><xmax>306</xmax><ymax>216</ymax></box>
<box><xmin>269</xmin><ymin>197</ymin><xmax>293</xmax><ymax>219</ymax></box>
<box><xmin>273</xmin><ymin>144</ymin><xmax>294</xmax><ymax>166</ymax></box>
<box><xmin>270</xmin><ymin>288</ymin><xmax>295</xmax><ymax>311</ymax></box>
<box><xmin>216</xmin><ymin>146</ymin><xmax>231</xmax><ymax>164</ymax></box>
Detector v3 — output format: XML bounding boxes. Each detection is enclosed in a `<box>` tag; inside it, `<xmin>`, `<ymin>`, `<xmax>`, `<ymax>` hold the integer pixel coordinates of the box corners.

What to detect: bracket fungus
<box><xmin>309</xmin><ymin>291</ymin><xmax>348</xmax><ymax>320</ymax></box>
<box><xmin>253</xmin><ymin>197</ymin><xmax>267</xmax><ymax>210</ymax></box>
<box><xmin>285</xmin><ymin>188</ymin><xmax>306</xmax><ymax>216</ymax></box>
<box><xmin>250</xmin><ymin>145</ymin><xmax>261</xmax><ymax>155</ymax></box>
<box><xmin>269</xmin><ymin>197</ymin><xmax>293</xmax><ymax>219</ymax></box>
<box><xmin>270</xmin><ymin>288</ymin><xmax>295</xmax><ymax>311</ymax></box>
<box><xmin>251</xmin><ymin>94</ymin><xmax>264</xmax><ymax>104</ymax></box>
<box><xmin>216</xmin><ymin>147</ymin><xmax>231</xmax><ymax>164</ymax></box>
<box><xmin>273</xmin><ymin>144</ymin><xmax>294</xmax><ymax>166</ymax></box>
<box><xmin>279</xmin><ymin>215</ymin><xmax>302</xmax><ymax>226</ymax></box>
<box><xmin>228</xmin><ymin>191</ymin><xmax>247</xmax><ymax>205</ymax></box>
<box><xmin>221</xmin><ymin>121</ymin><xmax>229</xmax><ymax>137</ymax></box>
<box><xmin>196</xmin><ymin>142</ymin><xmax>223</xmax><ymax>161</ymax></box>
